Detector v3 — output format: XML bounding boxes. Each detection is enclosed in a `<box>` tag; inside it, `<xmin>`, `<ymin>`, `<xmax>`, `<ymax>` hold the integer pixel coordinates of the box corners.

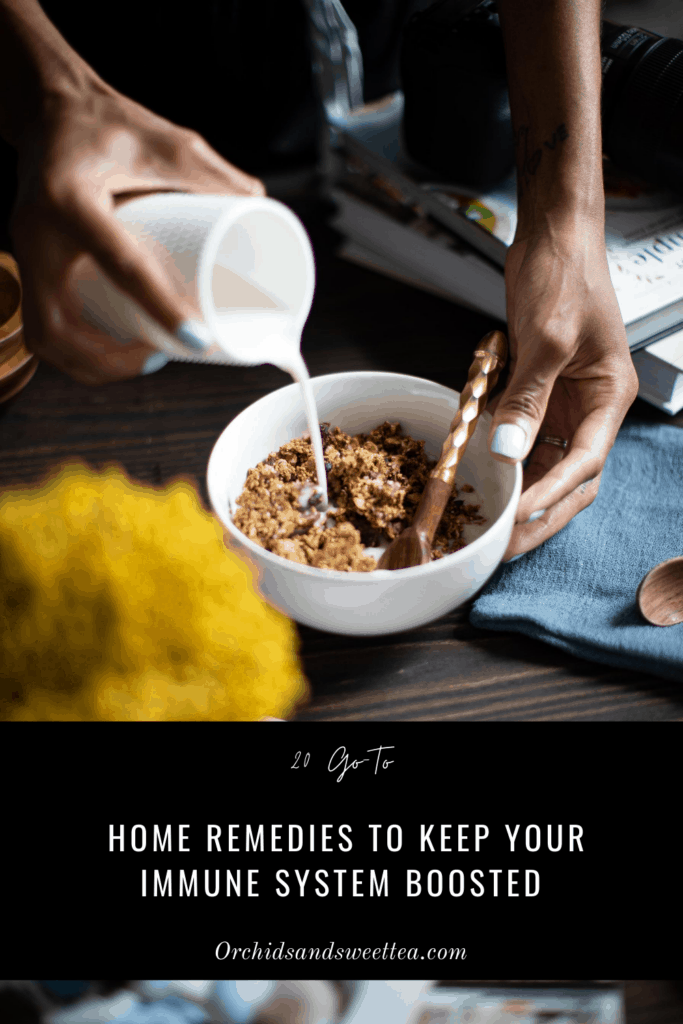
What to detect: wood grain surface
<box><xmin>2</xmin><ymin>196</ymin><xmax>682</xmax><ymax>721</ymax></box>
<box><xmin>622</xmin><ymin>981</ymin><xmax>683</xmax><ymax>1024</ymax></box>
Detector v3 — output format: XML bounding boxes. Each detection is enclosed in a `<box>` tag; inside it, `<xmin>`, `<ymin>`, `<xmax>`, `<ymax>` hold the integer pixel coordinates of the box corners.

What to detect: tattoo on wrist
<box><xmin>514</xmin><ymin>122</ymin><xmax>569</xmax><ymax>196</ymax></box>
<box><xmin>544</xmin><ymin>122</ymin><xmax>569</xmax><ymax>150</ymax></box>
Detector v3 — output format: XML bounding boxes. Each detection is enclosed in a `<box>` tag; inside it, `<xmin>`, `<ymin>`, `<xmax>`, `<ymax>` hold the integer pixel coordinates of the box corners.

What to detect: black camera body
<box><xmin>401</xmin><ymin>0</ymin><xmax>683</xmax><ymax>194</ymax></box>
<box><xmin>401</xmin><ymin>1</ymin><xmax>512</xmax><ymax>189</ymax></box>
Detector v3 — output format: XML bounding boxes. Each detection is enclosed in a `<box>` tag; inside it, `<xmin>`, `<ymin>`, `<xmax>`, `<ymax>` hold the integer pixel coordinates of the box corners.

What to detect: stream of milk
<box><xmin>212</xmin><ymin>306</ymin><xmax>328</xmax><ymax>508</ymax></box>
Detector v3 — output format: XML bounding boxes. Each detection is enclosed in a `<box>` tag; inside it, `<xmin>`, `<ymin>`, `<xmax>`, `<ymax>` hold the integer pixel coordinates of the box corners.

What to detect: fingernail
<box><xmin>507</xmin><ymin>552</ymin><xmax>526</xmax><ymax>563</ymax></box>
<box><xmin>141</xmin><ymin>352</ymin><xmax>169</xmax><ymax>375</ymax></box>
<box><xmin>176</xmin><ymin>318</ymin><xmax>213</xmax><ymax>351</ymax></box>
<box><xmin>526</xmin><ymin>508</ymin><xmax>547</xmax><ymax>523</ymax></box>
<box><xmin>491</xmin><ymin>423</ymin><xmax>529</xmax><ymax>459</ymax></box>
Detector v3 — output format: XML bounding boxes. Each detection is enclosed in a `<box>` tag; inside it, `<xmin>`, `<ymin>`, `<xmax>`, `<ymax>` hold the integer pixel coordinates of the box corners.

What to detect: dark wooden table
<box><xmin>2</xmin><ymin>196</ymin><xmax>682</xmax><ymax>720</ymax></box>
<box><xmin>623</xmin><ymin>981</ymin><xmax>683</xmax><ymax>1024</ymax></box>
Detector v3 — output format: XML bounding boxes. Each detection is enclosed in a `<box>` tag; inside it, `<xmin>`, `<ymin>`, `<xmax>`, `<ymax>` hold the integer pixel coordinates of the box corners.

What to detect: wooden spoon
<box><xmin>636</xmin><ymin>556</ymin><xmax>683</xmax><ymax>626</ymax></box>
<box><xmin>378</xmin><ymin>329</ymin><xmax>507</xmax><ymax>571</ymax></box>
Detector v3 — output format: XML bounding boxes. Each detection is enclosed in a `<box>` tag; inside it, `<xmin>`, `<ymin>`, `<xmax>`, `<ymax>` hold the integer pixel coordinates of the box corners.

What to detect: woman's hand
<box><xmin>487</xmin><ymin>215</ymin><xmax>639</xmax><ymax>560</ymax></box>
<box><xmin>10</xmin><ymin>79</ymin><xmax>265</xmax><ymax>384</ymax></box>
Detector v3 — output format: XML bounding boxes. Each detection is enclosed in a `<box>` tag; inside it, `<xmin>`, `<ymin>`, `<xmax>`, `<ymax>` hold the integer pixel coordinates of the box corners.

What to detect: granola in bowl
<box><xmin>233</xmin><ymin>422</ymin><xmax>486</xmax><ymax>571</ymax></box>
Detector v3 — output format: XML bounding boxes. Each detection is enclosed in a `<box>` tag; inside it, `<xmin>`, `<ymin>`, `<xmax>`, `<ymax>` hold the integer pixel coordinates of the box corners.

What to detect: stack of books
<box><xmin>328</xmin><ymin>97</ymin><xmax>683</xmax><ymax>415</ymax></box>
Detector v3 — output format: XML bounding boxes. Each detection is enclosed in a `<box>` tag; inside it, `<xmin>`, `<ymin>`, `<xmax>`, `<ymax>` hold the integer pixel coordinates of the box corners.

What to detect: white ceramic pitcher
<box><xmin>75</xmin><ymin>192</ymin><xmax>316</xmax><ymax>367</ymax></box>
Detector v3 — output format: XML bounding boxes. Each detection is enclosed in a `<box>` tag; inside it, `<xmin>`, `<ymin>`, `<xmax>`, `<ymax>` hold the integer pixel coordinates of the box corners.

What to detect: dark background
<box><xmin>1</xmin><ymin>725</ymin><xmax>675</xmax><ymax>978</ymax></box>
<box><xmin>0</xmin><ymin>0</ymin><xmax>425</xmax><ymax>251</ymax></box>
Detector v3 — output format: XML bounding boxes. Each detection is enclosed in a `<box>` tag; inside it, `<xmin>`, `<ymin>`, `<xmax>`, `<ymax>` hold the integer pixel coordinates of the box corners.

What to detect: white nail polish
<box><xmin>141</xmin><ymin>352</ymin><xmax>169</xmax><ymax>375</ymax></box>
<box><xmin>491</xmin><ymin>423</ymin><xmax>529</xmax><ymax>460</ymax></box>
<box><xmin>526</xmin><ymin>508</ymin><xmax>547</xmax><ymax>523</ymax></box>
<box><xmin>176</xmin><ymin>319</ymin><xmax>213</xmax><ymax>350</ymax></box>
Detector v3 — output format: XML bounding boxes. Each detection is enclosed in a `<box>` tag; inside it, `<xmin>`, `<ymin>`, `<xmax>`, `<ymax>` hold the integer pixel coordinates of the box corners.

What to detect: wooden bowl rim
<box><xmin>0</xmin><ymin>252</ymin><xmax>22</xmax><ymax>341</ymax></box>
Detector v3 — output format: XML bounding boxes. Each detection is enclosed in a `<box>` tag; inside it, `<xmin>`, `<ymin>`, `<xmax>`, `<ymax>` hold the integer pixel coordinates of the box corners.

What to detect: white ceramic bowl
<box><xmin>207</xmin><ymin>371</ymin><xmax>522</xmax><ymax>636</ymax></box>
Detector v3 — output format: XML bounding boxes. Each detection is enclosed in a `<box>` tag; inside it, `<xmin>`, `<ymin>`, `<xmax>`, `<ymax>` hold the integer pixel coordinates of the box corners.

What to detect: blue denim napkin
<box><xmin>470</xmin><ymin>420</ymin><xmax>683</xmax><ymax>682</ymax></box>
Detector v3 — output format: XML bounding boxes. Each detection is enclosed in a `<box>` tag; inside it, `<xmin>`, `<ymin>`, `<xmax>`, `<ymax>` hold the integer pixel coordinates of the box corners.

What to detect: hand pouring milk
<box><xmin>75</xmin><ymin>192</ymin><xmax>328</xmax><ymax>505</ymax></box>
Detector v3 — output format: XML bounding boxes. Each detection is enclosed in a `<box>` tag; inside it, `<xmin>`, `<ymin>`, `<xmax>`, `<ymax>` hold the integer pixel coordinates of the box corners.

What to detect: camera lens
<box><xmin>601</xmin><ymin>21</ymin><xmax>683</xmax><ymax>195</ymax></box>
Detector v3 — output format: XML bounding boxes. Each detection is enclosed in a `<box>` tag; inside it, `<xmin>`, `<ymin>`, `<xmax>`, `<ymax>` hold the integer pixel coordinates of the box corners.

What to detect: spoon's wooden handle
<box><xmin>431</xmin><ymin>329</ymin><xmax>507</xmax><ymax>488</ymax></box>
<box><xmin>397</xmin><ymin>330</ymin><xmax>508</xmax><ymax>551</ymax></box>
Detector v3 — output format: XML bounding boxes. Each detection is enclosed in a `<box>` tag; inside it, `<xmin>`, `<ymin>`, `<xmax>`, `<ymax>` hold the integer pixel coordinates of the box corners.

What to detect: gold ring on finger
<box><xmin>535</xmin><ymin>435</ymin><xmax>568</xmax><ymax>450</ymax></box>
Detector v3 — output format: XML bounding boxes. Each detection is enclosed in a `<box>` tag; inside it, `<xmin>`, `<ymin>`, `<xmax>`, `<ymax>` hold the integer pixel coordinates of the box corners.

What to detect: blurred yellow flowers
<box><xmin>0</xmin><ymin>462</ymin><xmax>308</xmax><ymax>720</ymax></box>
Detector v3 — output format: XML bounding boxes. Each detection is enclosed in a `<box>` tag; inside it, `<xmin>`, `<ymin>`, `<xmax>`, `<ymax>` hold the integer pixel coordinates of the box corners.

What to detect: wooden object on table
<box><xmin>378</xmin><ymin>328</ymin><xmax>507</xmax><ymax>570</ymax></box>
<box><xmin>0</xmin><ymin>252</ymin><xmax>38</xmax><ymax>405</ymax></box>
<box><xmin>636</xmin><ymin>554</ymin><xmax>683</xmax><ymax>626</ymax></box>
